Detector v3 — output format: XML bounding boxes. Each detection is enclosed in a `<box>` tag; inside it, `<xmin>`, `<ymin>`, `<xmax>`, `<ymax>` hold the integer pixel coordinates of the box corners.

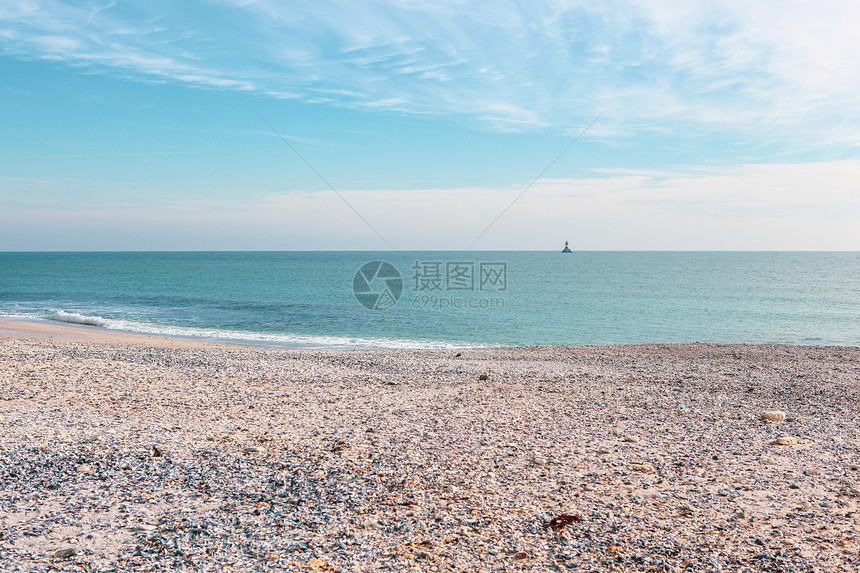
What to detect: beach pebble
<box><xmin>4</xmin><ymin>330</ymin><xmax>859</xmax><ymax>572</ymax></box>
<box><xmin>75</xmin><ymin>464</ymin><xmax>91</xmax><ymax>474</ymax></box>
<box><xmin>772</xmin><ymin>436</ymin><xmax>798</xmax><ymax>446</ymax></box>
<box><xmin>54</xmin><ymin>548</ymin><xmax>77</xmax><ymax>559</ymax></box>
<box><xmin>760</xmin><ymin>410</ymin><xmax>787</xmax><ymax>422</ymax></box>
<box><xmin>630</xmin><ymin>463</ymin><xmax>656</xmax><ymax>473</ymax></box>
<box><xmin>361</xmin><ymin>517</ymin><xmax>384</xmax><ymax>529</ymax></box>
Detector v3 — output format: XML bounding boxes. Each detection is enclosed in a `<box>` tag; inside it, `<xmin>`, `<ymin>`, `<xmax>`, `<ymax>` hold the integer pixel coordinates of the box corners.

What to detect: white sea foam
<box><xmin>43</xmin><ymin>310</ymin><xmax>110</xmax><ymax>327</ymax></box>
<box><xmin>27</xmin><ymin>310</ymin><xmax>475</xmax><ymax>349</ymax></box>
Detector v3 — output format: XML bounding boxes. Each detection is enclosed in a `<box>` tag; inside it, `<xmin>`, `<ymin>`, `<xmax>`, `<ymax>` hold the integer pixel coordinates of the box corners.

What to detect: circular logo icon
<box><xmin>353</xmin><ymin>260</ymin><xmax>403</xmax><ymax>310</ymax></box>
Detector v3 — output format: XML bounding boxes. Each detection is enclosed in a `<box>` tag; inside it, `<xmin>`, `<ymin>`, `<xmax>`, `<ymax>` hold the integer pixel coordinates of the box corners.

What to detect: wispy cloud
<box><xmin>20</xmin><ymin>151</ymin><xmax>194</xmax><ymax>159</ymax></box>
<box><xmin>2</xmin><ymin>0</ymin><xmax>860</xmax><ymax>150</ymax></box>
<box><xmin>3</xmin><ymin>160</ymin><xmax>858</xmax><ymax>250</ymax></box>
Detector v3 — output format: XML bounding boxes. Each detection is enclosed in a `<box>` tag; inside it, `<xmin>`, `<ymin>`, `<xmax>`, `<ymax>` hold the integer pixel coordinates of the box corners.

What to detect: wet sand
<box><xmin>1</xmin><ymin>319</ymin><xmax>859</xmax><ymax>571</ymax></box>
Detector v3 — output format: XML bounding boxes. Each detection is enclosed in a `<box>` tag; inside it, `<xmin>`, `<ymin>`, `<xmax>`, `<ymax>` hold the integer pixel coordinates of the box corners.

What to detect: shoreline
<box><xmin>0</xmin><ymin>316</ymin><xmax>482</xmax><ymax>351</ymax></box>
<box><xmin>1</xmin><ymin>320</ymin><xmax>859</xmax><ymax>570</ymax></box>
<box><xmin>1</xmin><ymin>317</ymin><xmax>857</xmax><ymax>352</ymax></box>
<box><xmin>0</xmin><ymin>317</ymin><xmax>232</xmax><ymax>349</ymax></box>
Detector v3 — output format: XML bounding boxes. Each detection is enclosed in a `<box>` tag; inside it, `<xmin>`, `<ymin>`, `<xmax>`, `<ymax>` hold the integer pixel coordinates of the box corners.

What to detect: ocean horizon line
<box><xmin>1</xmin><ymin>249</ymin><xmax>858</xmax><ymax>254</ymax></box>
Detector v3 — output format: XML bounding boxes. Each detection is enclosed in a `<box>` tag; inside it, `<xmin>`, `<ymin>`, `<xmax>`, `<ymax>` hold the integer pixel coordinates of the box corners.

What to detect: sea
<box><xmin>0</xmin><ymin>251</ymin><xmax>858</xmax><ymax>349</ymax></box>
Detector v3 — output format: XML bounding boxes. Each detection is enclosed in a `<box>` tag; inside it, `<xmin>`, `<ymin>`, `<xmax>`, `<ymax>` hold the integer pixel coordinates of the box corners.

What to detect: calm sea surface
<box><xmin>0</xmin><ymin>251</ymin><xmax>857</xmax><ymax>348</ymax></box>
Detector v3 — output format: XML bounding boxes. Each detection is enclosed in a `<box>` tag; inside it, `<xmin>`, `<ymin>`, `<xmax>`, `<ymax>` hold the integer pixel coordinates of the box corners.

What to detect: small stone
<box><xmin>583</xmin><ymin>484</ymin><xmax>596</xmax><ymax>492</ymax></box>
<box><xmin>75</xmin><ymin>464</ymin><xmax>91</xmax><ymax>474</ymax></box>
<box><xmin>760</xmin><ymin>410</ymin><xmax>787</xmax><ymax>422</ymax></box>
<box><xmin>361</xmin><ymin>517</ymin><xmax>384</xmax><ymax>529</ymax></box>
<box><xmin>54</xmin><ymin>548</ymin><xmax>77</xmax><ymax>559</ymax></box>
<box><xmin>760</xmin><ymin>456</ymin><xmax>778</xmax><ymax>465</ymax></box>
<box><xmin>772</xmin><ymin>437</ymin><xmax>798</xmax><ymax>446</ymax></box>
<box><xmin>243</xmin><ymin>446</ymin><xmax>266</xmax><ymax>454</ymax></box>
<box><xmin>533</xmin><ymin>456</ymin><xmax>548</xmax><ymax>466</ymax></box>
<box><xmin>597</xmin><ymin>447</ymin><xmax>611</xmax><ymax>454</ymax></box>
<box><xmin>442</xmin><ymin>484</ymin><xmax>458</xmax><ymax>494</ymax></box>
<box><xmin>478</xmin><ymin>373</ymin><xmax>490</xmax><ymax>381</ymax></box>
<box><xmin>630</xmin><ymin>463</ymin><xmax>656</xmax><ymax>473</ymax></box>
<box><xmin>137</xmin><ymin>524</ymin><xmax>157</xmax><ymax>531</ymax></box>
<box><xmin>804</xmin><ymin>467</ymin><xmax>821</xmax><ymax>476</ymax></box>
<box><xmin>621</xmin><ymin>435</ymin><xmax>640</xmax><ymax>443</ymax></box>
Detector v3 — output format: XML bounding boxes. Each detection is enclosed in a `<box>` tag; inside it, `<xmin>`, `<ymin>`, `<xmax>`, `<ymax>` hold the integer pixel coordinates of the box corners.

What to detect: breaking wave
<box><xmin>33</xmin><ymin>309</ymin><xmax>472</xmax><ymax>349</ymax></box>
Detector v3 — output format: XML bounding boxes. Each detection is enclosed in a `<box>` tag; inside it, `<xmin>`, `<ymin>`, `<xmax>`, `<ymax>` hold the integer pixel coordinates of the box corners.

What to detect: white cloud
<box><xmin>1</xmin><ymin>0</ymin><xmax>858</xmax><ymax>144</ymax></box>
<box><xmin>2</xmin><ymin>160</ymin><xmax>857</xmax><ymax>250</ymax></box>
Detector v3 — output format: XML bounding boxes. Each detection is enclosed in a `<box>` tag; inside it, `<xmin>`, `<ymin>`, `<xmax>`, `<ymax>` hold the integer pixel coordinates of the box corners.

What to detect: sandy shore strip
<box><xmin>1</xmin><ymin>319</ymin><xmax>859</xmax><ymax>572</ymax></box>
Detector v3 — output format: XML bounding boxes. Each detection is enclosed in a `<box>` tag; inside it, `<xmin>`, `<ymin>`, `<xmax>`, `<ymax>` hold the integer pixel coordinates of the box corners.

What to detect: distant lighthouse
<box><xmin>562</xmin><ymin>240</ymin><xmax>572</xmax><ymax>253</ymax></box>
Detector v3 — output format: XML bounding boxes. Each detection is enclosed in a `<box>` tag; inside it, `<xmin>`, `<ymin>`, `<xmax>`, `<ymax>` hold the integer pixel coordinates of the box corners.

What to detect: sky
<box><xmin>1</xmin><ymin>0</ymin><xmax>859</xmax><ymax>251</ymax></box>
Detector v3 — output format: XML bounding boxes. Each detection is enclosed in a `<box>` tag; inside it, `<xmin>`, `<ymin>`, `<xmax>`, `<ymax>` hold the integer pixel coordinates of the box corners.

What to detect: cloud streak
<box><xmin>1</xmin><ymin>0</ymin><xmax>859</xmax><ymax>148</ymax></box>
<box><xmin>2</xmin><ymin>160</ymin><xmax>857</xmax><ymax>250</ymax></box>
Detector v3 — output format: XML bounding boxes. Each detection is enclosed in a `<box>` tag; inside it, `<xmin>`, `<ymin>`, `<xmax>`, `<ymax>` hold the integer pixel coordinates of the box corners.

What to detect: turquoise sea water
<box><xmin>0</xmin><ymin>251</ymin><xmax>858</xmax><ymax>348</ymax></box>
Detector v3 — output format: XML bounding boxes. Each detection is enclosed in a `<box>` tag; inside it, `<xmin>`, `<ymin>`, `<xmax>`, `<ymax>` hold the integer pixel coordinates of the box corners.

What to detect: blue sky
<box><xmin>1</xmin><ymin>0</ymin><xmax>858</xmax><ymax>250</ymax></box>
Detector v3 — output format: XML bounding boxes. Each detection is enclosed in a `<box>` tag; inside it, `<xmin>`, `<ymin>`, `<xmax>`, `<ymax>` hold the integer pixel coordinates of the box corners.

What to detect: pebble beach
<box><xmin>1</xmin><ymin>319</ymin><xmax>859</xmax><ymax>572</ymax></box>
